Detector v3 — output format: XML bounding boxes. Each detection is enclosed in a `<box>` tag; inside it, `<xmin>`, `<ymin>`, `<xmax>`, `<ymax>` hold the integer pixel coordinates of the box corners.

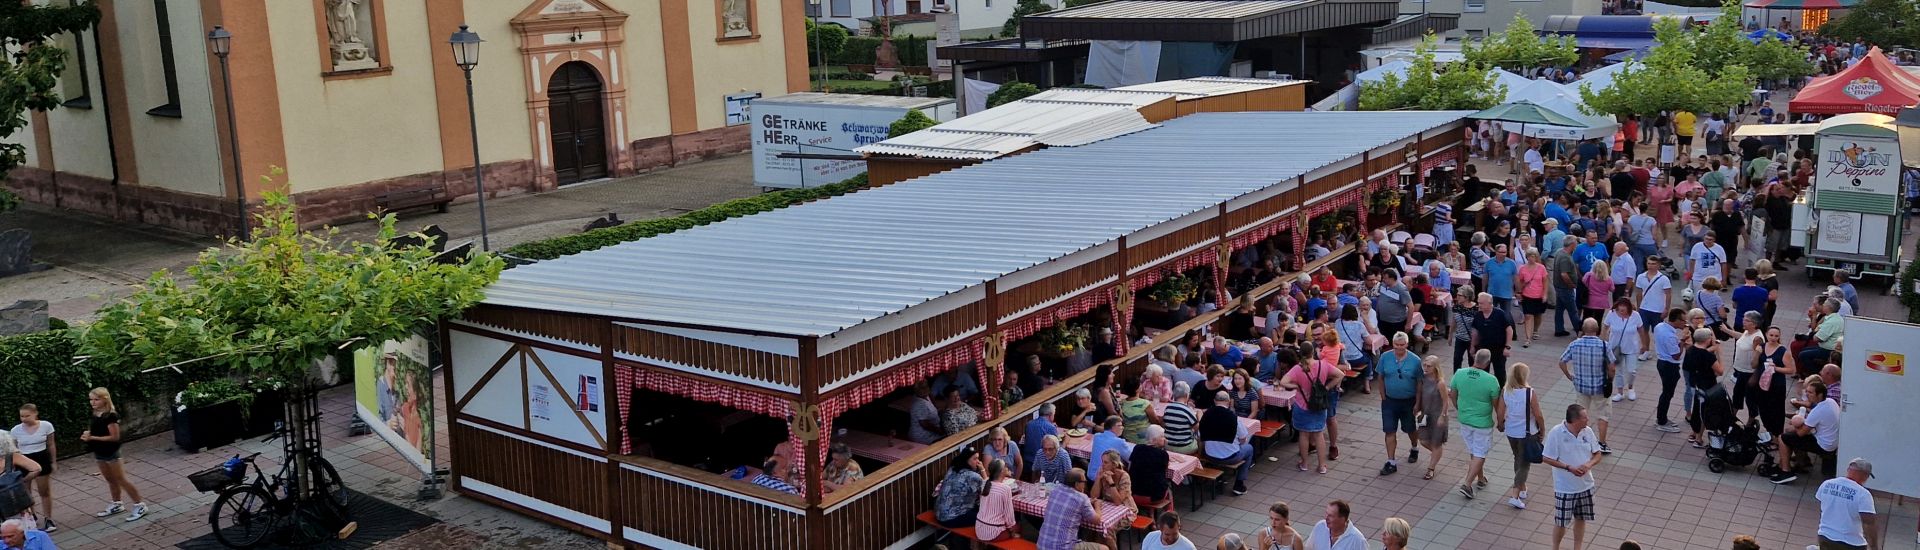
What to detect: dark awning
<box><xmin>1538</xmin><ymin>15</ymin><xmax>1694</xmax><ymax>50</ymax></box>
<box><xmin>1370</xmin><ymin>12</ymin><xmax>1461</xmax><ymax>44</ymax></box>
<box><xmin>1020</xmin><ymin>0</ymin><xmax>1401</xmax><ymax>42</ymax></box>
<box><xmin>935</xmin><ymin>38</ymin><xmax>1092</xmax><ymax>63</ymax></box>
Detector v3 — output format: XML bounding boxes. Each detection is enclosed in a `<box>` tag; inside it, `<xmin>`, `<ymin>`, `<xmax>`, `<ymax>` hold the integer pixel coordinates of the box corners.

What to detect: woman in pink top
<box><xmin>1515</xmin><ymin>250</ymin><xmax>1548</xmax><ymax>347</ymax></box>
<box><xmin>974</xmin><ymin>459</ymin><xmax>1018</xmax><ymax>542</ymax></box>
<box><xmin>1583</xmin><ymin>260</ymin><xmax>1615</xmax><ymax>321</ymax></box>
<box><xmin>1648</xmin><ymin>177</ymin><xmax>1675</xmax><ymax>227</ymax></box>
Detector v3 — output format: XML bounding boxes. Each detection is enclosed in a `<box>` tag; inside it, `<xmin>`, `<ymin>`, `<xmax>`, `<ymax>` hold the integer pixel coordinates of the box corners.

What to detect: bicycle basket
<box><xmin>188</xmin><ymin>466</ymin><xmax>239</xmax><ymax>493</ymax></box>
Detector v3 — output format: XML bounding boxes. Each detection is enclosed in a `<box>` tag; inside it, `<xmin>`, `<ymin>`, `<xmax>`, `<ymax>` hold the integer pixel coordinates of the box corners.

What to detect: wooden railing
<box><xmin>614</xmin><ymin>456</ymin><xmax>810</xmax><ymax>550</ymax></box>
<box><xmin>817</xmin><ymin>450</ymin><xmax>952</xmax><ymax>550</ymax></box>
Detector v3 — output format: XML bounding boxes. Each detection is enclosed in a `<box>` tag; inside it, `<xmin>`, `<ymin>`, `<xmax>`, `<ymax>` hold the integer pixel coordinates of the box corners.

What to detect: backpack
<box><xmin>1304</xmin><ymin>361</ymin><xmax>1333</xmax><ymax>412</ymax></box>
<box><xmin>0</xmin><ymin>453</ymin><xmax>33</xmax><ymax>519</ymax></box>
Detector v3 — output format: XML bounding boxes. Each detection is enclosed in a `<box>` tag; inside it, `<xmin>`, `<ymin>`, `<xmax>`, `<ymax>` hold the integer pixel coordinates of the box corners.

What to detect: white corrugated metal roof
<box><xmin>1024</xmin><ymin>88</ymin><xmax>1180</xmax><ymax>107</ymax></box>
<box><xmin>483</xmin><ymin>111</ymin><xmax>1470</xmax><ymax>337</ymax></box>
<box><xmin>856</xmin><ymin>96</ymin><xmax>1160</xmax><ymax>160</ymax></box>
<box><xmin>1113</xmin><ymin>76</ymin><xmax>1309</xmax><ymax>98</ymax></box>
<box><xmin>1034</xmin><ymin>0</ymin><xmax>1313</xmax><ymax>19</ymax></box>
<box><xmin>755</xmin><ymin>92</ymin><xmax>953</xmax><ymax>110</ymax></box>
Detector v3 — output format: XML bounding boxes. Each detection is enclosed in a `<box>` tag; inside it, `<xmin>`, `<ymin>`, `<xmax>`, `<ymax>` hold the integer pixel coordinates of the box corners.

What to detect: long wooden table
<box><xmin>842</xmin><ymin>429</ymin><xmax>926</xmax><ymax>463</ymax></box>
<box><xmin>1058</xmin><ymin>433</ymin><xmax>1201</xmax><ymax>484</ymax></box>
<box><xmin>1010</xmin><ymin>480</ymin><xmax>1132</xmax><ymax>537</ymax></box>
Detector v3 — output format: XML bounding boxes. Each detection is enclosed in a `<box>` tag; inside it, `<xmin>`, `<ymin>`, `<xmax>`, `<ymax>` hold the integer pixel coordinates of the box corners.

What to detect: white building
<box><xmin>1401</xmin><ymin>0</ymin><xmax>1600</xmax><ymax>38</ymax></box>
<box><xmin>811</xmin><ymin>0</ymin><xmax>1063</xmax><ymax>39</ymax></box>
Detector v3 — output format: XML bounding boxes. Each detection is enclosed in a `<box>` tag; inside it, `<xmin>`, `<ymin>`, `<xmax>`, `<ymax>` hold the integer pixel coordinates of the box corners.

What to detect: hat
<box><xmin>1848</xmin><ymin>457</ymin><xmax>1876</xmax><ymax>478</ymax></box>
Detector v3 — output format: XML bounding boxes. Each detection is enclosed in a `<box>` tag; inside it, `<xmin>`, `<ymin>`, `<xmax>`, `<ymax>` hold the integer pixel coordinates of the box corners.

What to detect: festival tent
<box><xmin>1497</xmin><ymin>79</ymin><xmax>1620</xmax><ymax>141</ymax></box>
<box><xmin>1572</xmin><ymin>62</ymin><xmax>1630</xmax><ymax>94</ymax></box>
<box><xmin>1790</xmin><ymin>47</ymin><xmax>1920</xmax><ymax>114</ymax></box>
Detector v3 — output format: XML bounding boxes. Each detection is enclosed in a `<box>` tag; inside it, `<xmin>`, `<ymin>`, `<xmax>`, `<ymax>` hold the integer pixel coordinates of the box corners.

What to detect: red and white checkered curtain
<box><xmin>1129</xmin><ymin>247</ymin><xmax>1219</xmax><ymax>293</ymax></box>
<box><xmin>1109</xmin><ymin>285</ymin><xmax>1130</xmax><ymax>357</ymax></box>
<box><xmin>1293</xmin><ymin>217</ymin><xmax>1310</xmax><ymax>270</ymax></box>
<box><xmin>614</xmin><ymin>364</ymin><xmax>796</xmax><ymax>455</ymax></box>
<box><xmin>818</xmin><ymin>342</ymin><xmax>981</xmax><ymax>422</ymax></box>
<box><xmin>1227</xmin><ymin>214</ymin><xmax>1295</xmax><ymax>252</ymax></box>
<box><xmin>1418</xmin><ymin>149</ymin><xmax>1460</xmax><ymax>182</ymax></box>
<box><xmin>1001</xmin><ymin>290</ymin><xmax>1114</xmax><ymax>343</ymax></box>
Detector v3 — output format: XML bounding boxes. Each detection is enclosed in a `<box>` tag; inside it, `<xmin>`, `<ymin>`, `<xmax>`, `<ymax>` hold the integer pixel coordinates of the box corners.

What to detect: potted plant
<box><xmin>173</xmin><ymin>378</ymin><xmax>286</xmax><ymax>453</ymax></box>
<box><xmin>1034</xmin><ymin>322</ymin><xmax>1089</xmax><ymax>359</ymax></box>
<box><xmin>1146</xmin><ymin>273</ymin><xmax>1198</xmax><ymax>308</ymax></box>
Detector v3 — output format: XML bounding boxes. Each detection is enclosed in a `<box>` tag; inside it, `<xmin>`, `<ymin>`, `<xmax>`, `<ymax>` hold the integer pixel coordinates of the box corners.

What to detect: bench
<box><xmin>1254</xmin><ymin>419</ymin><xmax>1291</xmax><ymax>454</ymax></box>
<box><xmin>915</xmin><ymin>511</ymin><xmax>1036</xmax><ymax>550</ymax></box>
<box><xmin>1184</xmin><ymin>467</ymin><xmax>1223</xmax><ymax>511</ymax></box>
<box><xmin>374</xmin><ymin>184</ymin><xmax>452</xmax><ymax>216</ymax></box>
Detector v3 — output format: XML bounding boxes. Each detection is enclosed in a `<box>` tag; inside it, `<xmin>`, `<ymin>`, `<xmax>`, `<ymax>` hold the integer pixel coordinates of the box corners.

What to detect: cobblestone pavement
<box><xmin>0</xmin><ymin>154</ymin><xmax>760</xmax><ymax>323</ymax></box>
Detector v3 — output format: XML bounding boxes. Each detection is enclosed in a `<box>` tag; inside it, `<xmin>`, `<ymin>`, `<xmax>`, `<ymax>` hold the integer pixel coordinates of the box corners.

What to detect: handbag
<box><xmin>1521</xmin><ymin>389</ymin><xmax>1545</xmax><ymax>464</ymax></box>
<box><xmin>0</xmin><ymin>453</ymin><xmax>33</xmax><ymax>519</ymax></box>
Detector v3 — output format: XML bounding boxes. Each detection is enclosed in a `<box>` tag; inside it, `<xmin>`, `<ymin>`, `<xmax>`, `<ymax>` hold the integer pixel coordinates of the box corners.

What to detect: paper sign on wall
<box><xmin>531</xmin><ymin>383</ymin><xmax>553</xmax><ymax>422</ymax></box>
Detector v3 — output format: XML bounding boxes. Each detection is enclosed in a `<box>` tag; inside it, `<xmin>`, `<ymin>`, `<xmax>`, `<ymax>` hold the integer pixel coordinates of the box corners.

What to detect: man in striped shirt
<box><xmin>1559</xmin><ymin>319</ymin><xmax>1614</xmax><ymax>454</ymax></box>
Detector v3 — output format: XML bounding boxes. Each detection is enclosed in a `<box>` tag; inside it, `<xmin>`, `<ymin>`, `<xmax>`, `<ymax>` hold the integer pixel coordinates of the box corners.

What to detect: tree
<box><xmin>78</xmin><ymin>173</ymin><xmax>502</xmax><ymax>514</ymax></box>
<box><xmin>1821</xmin><ymin>0</ymin><xmax>1920</xmax><ymax>48</ymax></box>
<box><xmin>0</xmin><ymin>1</ymin><xmax>99</xmax><ymax>177</ymax></box>
<box><xmin>1694</xmin><ymin>0</ymin><xmax>1811</xmax><ymax>82</ymax></box>
<box><xmin>806</xmin><ymin>20</ymin><xmax>849</xmax><ymax>67</ymax></box>
<box><xmin>1002</xmin><ymin>0</ymin><xmax>1054</xmax><ymax>37</ymax></box>
<box><xmin>1361</xmin><ymin>33</ymin><xmax>1506</xmax><ymax>111</ymax></box>
<box><xmin>887</xmin><ymin>109</ymin><xmax>937</xmax><ymax>137</ymax></box>
<box><xmin>1580</xmin><ymin>18</ymin><xmax>1753</xmax><ymax>116</ymax></box>
<box><xmin>1461</xmin><ymin>14</ymin><xmax>1578</xmax><ymax>73</ymax></box>
<box><xmin>986</xmin><ymin>81</ymin><xmax>1041</xmax><ymax>108</ymax></box>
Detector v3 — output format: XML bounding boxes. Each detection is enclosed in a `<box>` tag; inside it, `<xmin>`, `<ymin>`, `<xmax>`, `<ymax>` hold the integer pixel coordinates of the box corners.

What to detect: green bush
<box><xmin>0</xmin><ymin>189</ymin><xmax>18</xmax><ymax>214</ymax></box>
<box><xmin>502</xmin><ymin>174</ymin><xmax>871</xmax><ymax>262</ymax></box>
<box><xmin>0</xmin><ymin>332</ymin><xmax>100</xmax><ymax>456</ymax></box>
<box><xmin>889</xmin><ymin>110</ymin><xmax>938</xmax><ymax>138</ymax></box>
<box><xmin>987</xmin><ymin>81</ymin><xmax>1041</xmax><ymax>108</ymax></box>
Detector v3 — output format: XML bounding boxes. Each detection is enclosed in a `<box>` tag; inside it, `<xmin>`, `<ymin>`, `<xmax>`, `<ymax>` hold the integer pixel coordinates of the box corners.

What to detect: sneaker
<box><xmin>1476</xmin><ymin>479</ymin><xmax>1489</xmax><ymax>489</ymax></box>
<box><xmin>1628</xmin><ymin>389</ymin><xmax>1639</xmax><ymax>401</ymax></box>
<box><xmin>1599</xmin><ymin>442</ymin><xmax>1614</xmax><ymax>455</ymax></box>
<box><xmin>1380</xmin><ymin>462</ymin><xmax>1399</xmax><ymax>476</ymax></box>
<box><xmin>126</xmin><ymin>503</ymin><xmax>147</xmax><ymax>522</ymax></box>
<box><xmin>1509</xmin><ymin>497</ymin><xmax>1526</xmax><ymax>509</ymax></box>
<box><xmin>1459</xmin><ymin>484</ymin><xmax>1476</xmax><ymax>499</ymax></box>
<box><xmin>1770</xmin><ymin>472</ymin><xmax>1799</xmax><ymax>485</ymax></box>
<box><xmin>96</xmin><ymin>502</ymin><xmax>124</xmax><ymax>518</ymax></box>
<box><xmin>1554</xmin><ymin>331</ymin><xmax>1571</xmax><ymax>337</ymax></box>
<box><xmin>1656</xmin><ymin>423</ymin><xmax>1684</xmax><ymax>433</ymax></box>
<box><xmin>1610</xmin><ymin>393</ymin><xmax>1624</xmax><ymax>402</ymax></box>
<box><xmin>1409</xmin><ymin>449</ymin><xmax>1420</xmax><ymax>463</ymax></box>
<box><xmin>1232</xmin><ymin>482</ymin><xmax>1248</xmax><ymax>496</ymax></box>
<box><xmin>1519</xmin><ymin>490</ymin><xmax>1529</xmax><ymax>500</ymax></box>
<box><xmin>41</xmin><ymin>520</ymin><xmax>55</xmax><ymax>533</ymax></box>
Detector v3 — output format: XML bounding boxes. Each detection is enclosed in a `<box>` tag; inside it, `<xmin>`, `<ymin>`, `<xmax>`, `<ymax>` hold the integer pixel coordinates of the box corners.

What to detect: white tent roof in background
<box><xmin>1497</xmin><ymin>79</ymin><xmax>1618</xmax><ymax>140</ymax></box>
<box><xmin>1572</xmin><ymin>62</ymin><xmax>1629</xmax><ymax>94</ymax></box>
<box><xmin>1491</xmin><ymin>70</ymin><xmax>1533</xmax><ymax>95</ymax></box>
<box><xmin>1355</xmin><ymin>60</ymin><xmax>1412</xmax><ymax>84</ymax></box>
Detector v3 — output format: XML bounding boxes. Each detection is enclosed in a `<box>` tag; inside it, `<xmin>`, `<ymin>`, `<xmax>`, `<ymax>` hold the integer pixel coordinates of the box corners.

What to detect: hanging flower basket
<box><xmin>1034</xmin><ymin>322</ymin><xmax>1089</xmax><ymax>358</ymax></box>
<box><xmin>1368</xmin><ymin>189</ymin><xmax>1402</xmax><ymax>214</ymax></box>
<box><xmin>1146</xmin><ymin>273</ymin><xmax>1198</xmax><ymax>308</ymax></box>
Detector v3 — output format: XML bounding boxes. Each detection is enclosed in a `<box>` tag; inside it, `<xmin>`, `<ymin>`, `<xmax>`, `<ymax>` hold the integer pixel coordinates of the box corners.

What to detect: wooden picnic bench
<box><xmin>374</xmin><ymin>183</ymin><xmax>452</xmax><ymax>215</ymax></box>
<box><xmin>915</xmin><ymin>510</ymin><xmax>1037</xmax><ymax>550</ymax></box>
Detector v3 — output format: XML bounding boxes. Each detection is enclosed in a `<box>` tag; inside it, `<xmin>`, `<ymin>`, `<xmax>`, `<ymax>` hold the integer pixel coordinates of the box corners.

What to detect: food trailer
<box><xmin>1804</xmin><ymin>113</ymin><xmax>1907</xmax><ymax>283</ymax></box>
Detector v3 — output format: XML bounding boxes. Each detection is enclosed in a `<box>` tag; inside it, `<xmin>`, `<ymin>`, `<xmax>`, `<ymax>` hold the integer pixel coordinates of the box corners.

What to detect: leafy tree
<box><xmin>1002</xmin><ymin>0</ymin><xmax>1054</xmax><ymax>37</ymax></box>
<box><xmin>887</xmin><ymin>109</ymin><xmax>938</xmax><ymax>137</ymax></box>
<box><xmin>1064</xmin><ymin>0</ymin><xmax>1101</xmax><ymax>6</ymax></box>
<box><xmin>0</xmin><ymin>1</ymin><xmax>99</xmax><ymax>176</ymax></box>
<box><xmin>1361</xmin><ymin>33</ymin><xmax>1505</xmax><ymax>111</ymax></box>
<box><xmin>1580</xmin><ymin>18</ymin><xmax>1753</xmax><ymax>116</ymax></box>
<box><xmin>806</xmin><ymin>20</ymin><xmax>849</xmax><ymax>66</ymax></box>
<box><xmin>1694</xmin><ymin>0</ymin><xmax>1812</xmax><ymax>81</ymax></box>
<box><xmin>986</xmin><ymin>81</ymin><xmax>1041</xmax><ymax>107</ymax></box>
<box><xmin>1461</xmin><ymin>14</ymin><xmax>1578</xmax><ymax>73</ymax></box>
<box><xmin>1820</xmin><ymin>0</ymin><xmax>1919</xmax><ymax>48</ymax></box>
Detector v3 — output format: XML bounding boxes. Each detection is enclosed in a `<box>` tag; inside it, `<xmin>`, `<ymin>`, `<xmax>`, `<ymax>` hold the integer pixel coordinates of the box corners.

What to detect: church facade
<box><xmin>3</xmin><ymin>0</ymin><xmax>806</xmax><ymax>235</ymax></box>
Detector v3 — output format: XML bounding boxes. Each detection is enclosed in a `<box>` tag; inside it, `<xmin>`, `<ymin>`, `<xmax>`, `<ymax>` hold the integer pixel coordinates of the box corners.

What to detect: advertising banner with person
<box><xmin>353</xmin><ymin>334</ymin><xmax>435</xmax><ymax>475</ymax></box>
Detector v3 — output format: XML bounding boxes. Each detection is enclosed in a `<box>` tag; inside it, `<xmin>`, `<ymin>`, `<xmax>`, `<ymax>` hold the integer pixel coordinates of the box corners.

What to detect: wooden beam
<box><xmin>800</xmin><ymin>336</ymin><xmax>825</xmax><ymax>549</ymax></box>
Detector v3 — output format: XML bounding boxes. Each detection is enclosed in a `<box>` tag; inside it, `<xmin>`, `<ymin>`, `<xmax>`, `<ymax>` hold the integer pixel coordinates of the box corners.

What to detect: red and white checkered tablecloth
<box><xmin>1061</xmin><ymin>433</ymin><xmax>1210</xmax><ymax>486</ymax></box>
<box><xmin>1010</xmin><ymin>481</ymin><xmax>1131</xmax><ymax>537</ymax></box>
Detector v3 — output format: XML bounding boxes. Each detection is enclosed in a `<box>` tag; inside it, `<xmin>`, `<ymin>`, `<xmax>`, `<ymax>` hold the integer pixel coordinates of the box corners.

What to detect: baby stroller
<box><xmin>1700</xmin><ymin>388</ymin><xmax>1775</xmax><ymax>473</ymax></box>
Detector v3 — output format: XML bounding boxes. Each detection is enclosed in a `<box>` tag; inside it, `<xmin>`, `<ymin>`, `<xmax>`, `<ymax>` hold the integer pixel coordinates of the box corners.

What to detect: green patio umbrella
<box><xmin>1466</xmin><ymin>100</ymin><xmax>1590</xmax><ymax>127</ymax></box>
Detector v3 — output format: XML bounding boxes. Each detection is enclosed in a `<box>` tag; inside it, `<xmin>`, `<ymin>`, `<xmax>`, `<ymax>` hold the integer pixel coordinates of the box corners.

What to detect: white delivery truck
<box><xmin>1802</xmin><ymin>113</ymin><xmax>1907</xmax><ymax>283</ymax></box>
<box><xmin>750</xmin><ymin>93</ymin><xmax>956</xmax><ymax>189</ymax></box>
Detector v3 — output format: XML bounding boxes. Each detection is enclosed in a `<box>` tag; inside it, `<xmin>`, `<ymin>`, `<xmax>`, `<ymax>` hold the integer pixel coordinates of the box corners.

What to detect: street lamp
<box><xmin>448</xmin><ymin>24</ymin><xmax>491</xmax><ymax>251</ymax></box>
<box><xmin>207</xmin><ymin>25</ymin><xmax>246</xmax><ymax>239</ymax></box>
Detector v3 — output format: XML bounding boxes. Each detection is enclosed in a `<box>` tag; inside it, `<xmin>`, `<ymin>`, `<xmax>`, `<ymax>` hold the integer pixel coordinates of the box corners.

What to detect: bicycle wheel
<box><xmin>308</xmin><ymin>456</ymin><xmax>351</xmax><ymax>512</ymax></box>
<box><xmin>209</xmin><ymin>485</ymin><xmax>279</xmax><ymax>549</ymax></box>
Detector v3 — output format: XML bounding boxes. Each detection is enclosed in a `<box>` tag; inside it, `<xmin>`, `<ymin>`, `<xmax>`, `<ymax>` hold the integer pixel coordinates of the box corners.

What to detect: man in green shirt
<box><xmin>1700</xmin><ymin>160</ymin><xmax>1727</xmax><ymax>203</ymax></box>
<box><xmin>1746</xmin><ymin>154</ymin><xmax>1772</xmax><ymax>189</ymax></box>
<box><xmin>1800</xmin><ymin>298</ymin><xmax>1845</xmax><ymax>370</ymax></box>
<box><xmin>1451</xmin><ymin>348</ymin><xmax>1503</xmax><ymax>499</ymax></box>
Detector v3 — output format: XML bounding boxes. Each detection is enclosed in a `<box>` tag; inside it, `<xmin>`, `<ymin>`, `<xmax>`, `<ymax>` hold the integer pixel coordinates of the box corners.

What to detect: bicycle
<box><xmin>200</xmin><ymin>429</ymin><xmax>352</xmax><ymax>549</ymax></box>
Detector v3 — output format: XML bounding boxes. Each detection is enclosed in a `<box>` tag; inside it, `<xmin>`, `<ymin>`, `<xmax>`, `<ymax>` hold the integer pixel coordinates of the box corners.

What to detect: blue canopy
<box><xmin>1540</xmin><ymin>15</ymin><xmax>1693</xmax><ymax>51</ymax></box>
<box><xmin>1747</xmin><ymin>29</ymin><xmax>1792</xmax><ymax>42</ymax></box>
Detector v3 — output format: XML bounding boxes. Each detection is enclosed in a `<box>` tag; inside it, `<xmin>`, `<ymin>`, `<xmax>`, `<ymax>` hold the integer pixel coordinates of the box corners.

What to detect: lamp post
<box><xmin>448</xmin><ymin>25</ymin><xmax>491</xmax><ymax>251</ymax></box>
<box><xmin>809</xmin><ymin>0</ymin><xmax>823</xmax><ymax>91</ymax></box>
<box><xmin>207</xmin><ymin>26</ymin><xmax>246</xmax><ymax>238</ymax></box>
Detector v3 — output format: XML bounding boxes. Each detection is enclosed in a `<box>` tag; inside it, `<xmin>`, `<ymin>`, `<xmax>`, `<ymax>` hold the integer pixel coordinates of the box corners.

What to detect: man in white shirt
<box><xmin>1632</xmin><ymin>256</ymin><xmax>1672</xmax><ymax>351</ymax></box>
<box><xmin>1542</xmin><ymin>404</ymin><xmax>1605</xmax><ymax>550</ymax></box>
<box><xmin>1609</xmin><ymin>242</ymin><xmax>1636</xmax><ymax>302</ymax></box>
<box><xmin>1814</xmin><ymin>458</ymin><xmax>1881</xmax><ymax>550</ymax></box>
<box><xmin>1140</xmin><ymin>511</ymin><xmax>1197</xmax><ymax>550</ymax></box>
<box><xmin>1774</xmin><ymin>381</ymin><xmax>1842</xmax><ymax>485</ymax></box>
<box><xmin>1307</xmin><ymin>500</ymin><xmax>1367</xmax><ymax>550</ymax></box>
<box><xmin>1687</xmin><ymin>231</ymin><xmax>1730</xmax><ymax>295</ymax></box>
<box><xmin>1524</xmin><ymin>141</ymin><xmax>1546</xmax><ymax>174</ymax></box>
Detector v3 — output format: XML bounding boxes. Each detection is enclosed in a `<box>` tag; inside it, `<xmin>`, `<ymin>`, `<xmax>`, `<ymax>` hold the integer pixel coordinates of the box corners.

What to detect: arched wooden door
<box><xmin>547</xmin><ymin>62</ymin><xmax>608</xmax><ymax>185</ymax></box>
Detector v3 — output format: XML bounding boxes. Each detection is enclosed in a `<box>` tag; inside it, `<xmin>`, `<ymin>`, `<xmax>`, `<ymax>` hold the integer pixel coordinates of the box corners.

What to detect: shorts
<box><xmin>1381</xmin><ymin>397</ymin><xmax>1417</xmax><ymax>434</ymax></box>
<box><xmin>1817</xmin><ymin>535</ymin><xmax>1868</xmax><ymax>550</ymax></box>
<box><xmin>1554</xmin><ymin>490</ymin><xmax>1596</xmax><ymax>526</ymax></box>
<box><xmin>1327</xmin><ymin>390</ymin><xmax>1341</xmax><ymax>418</ymax></box>
<box><xmin>1783</xmin><ymin>431</ymin><xmax>1831</xmax><ymax>455</ymax></box>
<box><xmin>1578</xmin><ymin>392</ymin><xmax>1612</xmax><ymax>423</ymax></box>
<box><xmin>1638</xmin><ymin>309</ymin><xmax>1662</xmax><ymax>328</ymax></box>
<box><xmin>1460</xmin><ymin>425</ymin><xmax>1495</xmax><ymax>458</ymax></box>
<box><xmin>92</xmin><ymin>449</ymin><xmax>121</xmax><ymax>462</ymax></box>
<box><xmin>1677</xmin><ymin>135</ymin><xmax>1694</xmax><ymax>146</ymax></box>
<box><xmin>22</xmin><ymin>450</ymin><xmax>51</xmax><ymax>474</ymax></box>
<box><xmin>1521</xmin><ymin>297</ymin><xmax>1547</xmax><ymax>315</ymax></box>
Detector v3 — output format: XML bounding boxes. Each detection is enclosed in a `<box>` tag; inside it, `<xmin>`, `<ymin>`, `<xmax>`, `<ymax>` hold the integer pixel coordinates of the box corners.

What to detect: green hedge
<box><xmin>502</xmin><ymin>174</ymin><xmax>871</xmax><ymax>262</ymax></box>
<box><xmin>0</xmin><ymin>331</ymin><xmax>100</xmax><ymax>456</ymax></box>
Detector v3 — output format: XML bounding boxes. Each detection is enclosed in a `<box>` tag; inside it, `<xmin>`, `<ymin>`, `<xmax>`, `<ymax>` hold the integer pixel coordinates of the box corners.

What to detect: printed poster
<box><xmin>352</xmin><ymin>334</ymin><xmax>436</xmax><ymax>475</ymax></box>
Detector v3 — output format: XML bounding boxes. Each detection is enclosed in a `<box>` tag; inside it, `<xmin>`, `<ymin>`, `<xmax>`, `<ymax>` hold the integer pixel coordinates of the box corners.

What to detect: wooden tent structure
<box><xmin>441</xmin><ymin>110</ymin><xmax>1468</xmax><ymax>549</ymax></box>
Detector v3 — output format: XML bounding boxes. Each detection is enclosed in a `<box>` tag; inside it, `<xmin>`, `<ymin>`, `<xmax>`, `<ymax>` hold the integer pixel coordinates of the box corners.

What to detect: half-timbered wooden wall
<box><xmin>614</xmin><ymin>459</ymin><xmax>809</xmax><ymax>550</ymax></box>
<box><xmin>816</xmin><ymin>451</ymin><xmax>952</xmax><ymax>550</ymax></box>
